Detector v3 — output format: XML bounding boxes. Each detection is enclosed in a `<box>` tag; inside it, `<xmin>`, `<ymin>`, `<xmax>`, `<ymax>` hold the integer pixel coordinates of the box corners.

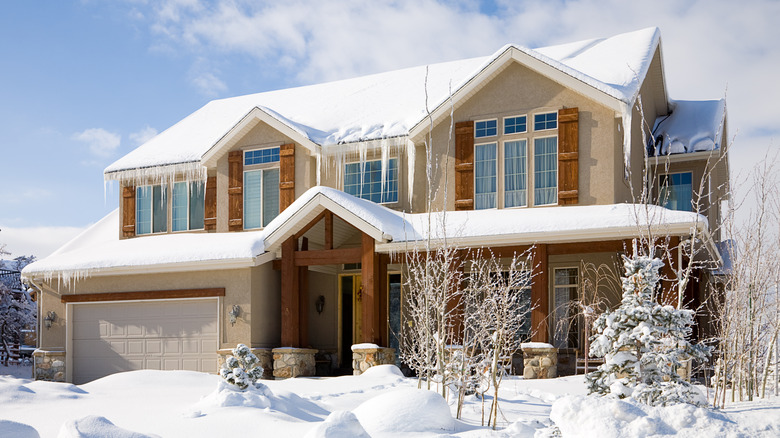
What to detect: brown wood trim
<box><xmin>361</xmin><ymin>233</ymin><xmax>379</xmax><ymax>344</ymax></box>
<box><xmin>228</xmin><ymin>187</ymin><xmax>242</xmax><ymax>195</ymax></box>
<box><xmin>294</xmin><ymin>211</ymin><xmax>328</xmax><ymax>240</ymax></box>
<box><xmin>559</xmin><ymin>152</ymin><xmax>578</xmax><ymax>161</ymax></box>
<box><xmin>122</xmin><ymin>225</ymin><xmax>135</xmax><ymax>233</ymax></box>
<box><xmin>62</xmin><ymin>288</ymin><xmax>225</xmax><ymax>303</ymax></box>
<box><xmin>558</xmin><ymin>190</ymin><xmax>579</xmax><ymax>199</ymax></box>
<box><xmin>547</xmin><ymin>240</ymin><xmax>628</xmax><ymax>255</ymax></box>
<box><xmin>454</xmin><ymin>163</ymin><xmax>474</xmax><ymax>172</ymax></box>
<box><xmin>279</xmin><ymin>147</ymin><xmax>294</xmax><ymax>156</ymax></box>
<box><xmin>228</xmin><ymin>218</ymin><xmax>243</xmax><ymax>227</ymax></box>
<box><xmin>324</xmin><ymin>211</ymin><xmax>333</xmax><ymax>250</ymax></box>
<box><xmin>454</xmin><ymin>199</ymin><xmax>474</xmax><ymax>209</ymax></box>
<box><xmin>530</xmin><ymin>244</ymin><xmax>548</xmax><ymax>343</ymax></box>
<box><xmin>294</xmin><ymin>247</ymin><xmax>362</xmax><ymax>266</ymax></box>
<box><xmin>558</xmin><ymin>110</ymin><xmax>579</xmax><ymax>122</ymax></box>
<box><xmin>122</xmin><ymin>185</ymin><xmax>136</xmax><ymax>238</ymax></box>
<box><xmin>279</xmin><ymin>181</ymin><xmax>295</xmax><ymax>190</ymax></box>
<box><xmin>281</xmin><ymin>236</ymin><xmax>300</xmax><ymax>346</ymax></box>
<box><xmin>204</xmin><ymin>176</ymin><xmax>217</xmax><ymax>230</ymax></box>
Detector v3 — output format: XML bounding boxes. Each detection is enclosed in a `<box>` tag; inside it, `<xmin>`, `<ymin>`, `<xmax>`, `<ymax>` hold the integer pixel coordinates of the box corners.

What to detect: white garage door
<box><xmin>71</xmin><ymin>299</ymin><xmax>218</xmax><ymax>384</ymax></box>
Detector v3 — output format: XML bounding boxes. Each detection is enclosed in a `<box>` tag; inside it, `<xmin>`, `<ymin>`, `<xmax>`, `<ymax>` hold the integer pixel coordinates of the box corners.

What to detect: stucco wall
<box><xmin>306</xmin><ymin>270</ymin><xmax>338</xmax><ymax>351</ymax></box>
<box><xmin>250</xmin><ymin>262</ymin><xmax>281</xmax><ymax>348</ymax></box>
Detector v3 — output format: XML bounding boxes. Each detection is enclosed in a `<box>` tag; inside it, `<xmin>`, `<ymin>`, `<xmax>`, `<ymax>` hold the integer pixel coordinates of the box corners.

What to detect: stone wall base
<box><xmin>272</xmin><ymin>348</ymin><xmax>317</xmax><ymax>378</ymax></box>
<box><xmin>33</xmin><ymin>349</ymin><xmax>65</xmax><ymax>382</ymax></box>
<box><xmin>218</xmin><ymin>347</ymin><xmax>274</xmax><ymax>380</ymax></box>
<box><xmin>521</xmin><ymin>344</ymin><xmax>558</xmax><ymax>379</ymax></box>
<box><xmin>351</xmin><ymin>345</ymin><xmax>395</xmax><ymax>375</ymax></box>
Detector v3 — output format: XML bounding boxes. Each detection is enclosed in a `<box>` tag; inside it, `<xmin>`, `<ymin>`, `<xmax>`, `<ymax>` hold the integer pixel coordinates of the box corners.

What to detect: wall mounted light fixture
<box><xmin>228</xmin><ymin>305</ymin><xmax>241</xmax><ymax>326</ymax></box>
<box><xmin>315</xmin><ymin>295</ymin><xmax>325</xmax><ymax>314</ymax></box>
<box><xmin>44</xmin><ymin>311</ymin><xmax>57</xmax><ymax>330</ymax></box>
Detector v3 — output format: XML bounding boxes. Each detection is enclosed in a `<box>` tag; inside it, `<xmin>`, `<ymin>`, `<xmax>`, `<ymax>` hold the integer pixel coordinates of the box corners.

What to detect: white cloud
<box><xmin>73</xmin><ymin>128</ymin><xmax>121</xmax><ymax>157</ymax></box>
<box><xmin>189</xmin><ymin>70</ymin><xmax>228</xmax><ymax>97</ymax></box>
<box><xmin>0</xmin><ymin>225</ymin><xmax>86</xmax><ymax>259</ymax></box>
<box><xmin>129</xmin><ymin>125</ymin><xmax>158</xmax><ymax>145</ymax></box>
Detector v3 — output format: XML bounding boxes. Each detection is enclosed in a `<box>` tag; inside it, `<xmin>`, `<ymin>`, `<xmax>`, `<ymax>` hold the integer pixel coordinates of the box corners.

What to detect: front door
<box><xmin>339</xmin><ymin>274</ymin><xmax>362</xmax><ymax>368</ymax></box>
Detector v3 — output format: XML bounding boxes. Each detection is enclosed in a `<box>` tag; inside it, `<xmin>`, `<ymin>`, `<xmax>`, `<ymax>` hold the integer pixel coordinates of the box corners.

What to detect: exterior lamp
<box><xmin>228</xmin><ymin>305</ymin><xmax>241</xmax><ymax>326</ymax></box>
<box><xmin>44</xmin><ymin>311</ymin><xmax>57</xmax><ymax>330</ymax></box>
<box><xmin>315</xmin><ymin>295</ymin><xmax>325</xmax><ymax>315</ymax></box>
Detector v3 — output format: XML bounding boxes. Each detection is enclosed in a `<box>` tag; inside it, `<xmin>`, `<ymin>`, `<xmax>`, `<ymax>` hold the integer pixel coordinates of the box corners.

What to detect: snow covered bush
<box><xmin>586</xmin><ymin>252</ymin><xmax>710</xmax><ymax>406</ymax></box>
<box><xmin>219</xmin><ymin>344</ymin><xmax>264</xmax><ymax>390</ymax></box>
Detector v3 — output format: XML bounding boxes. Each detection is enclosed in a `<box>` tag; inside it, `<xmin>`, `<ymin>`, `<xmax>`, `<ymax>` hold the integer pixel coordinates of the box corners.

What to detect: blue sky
<box><xmin>1</xmin><ymin>0</ymin><xmax>778</xmax><ymax>258</ymax></box>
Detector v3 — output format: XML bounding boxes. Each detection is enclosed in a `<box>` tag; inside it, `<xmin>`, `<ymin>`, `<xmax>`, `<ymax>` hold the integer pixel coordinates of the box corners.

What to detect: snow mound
<box><xmin>352</xmin><ymin>388</ymin><xmax>454</xmax><ymax>435</ymax></box>
<box><xmin>550</xmin><ymin>395</ymin><xmax>741</xmax><ymax>438</ymax></box>
<box><xmin>304</xmin><ymin>411</ymin><xmax>370</xmax><ymax>438</ymax></box>
<box><xmin>504</xmin><ymin>418</ymin><xmax>548</xmax><ymax>437</ymax></box>
<box><xmin>0</xmin><ymin>420</ymin><xmax>39</xmax><ymax>438</ymax></box>
<box><xmin>57</xmin><ymin>416</ymin><xmax>159</xmax><ymax>438</ymax></box>
<box><xmin>359</xmin><ymin>364</ymin><xmax>404</xmax><ymax>378</ymax></box>
<box><xmin>194</xmin><ymin>381</ymin><xmax>274</xmax><ymax>410</ymax></box>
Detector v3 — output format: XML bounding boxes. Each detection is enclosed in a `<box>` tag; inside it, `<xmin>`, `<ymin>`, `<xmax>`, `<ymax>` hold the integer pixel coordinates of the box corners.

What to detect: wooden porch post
<box><xmin>281</xmin><ymin>236</ymin><xmax>300</xmax><ymax>346</ymax></box>
<box><xmin>378</xmin><ymin>254</ymin><xmax>389</xmax><ymax>347</ymax></box>
<box><xmin>531</xmin><ymin>244</ymin><xmax>549</xmax><ymax>343</ymax></box>
<box><xmin>299</xmin><ymin>237</ymin><xmax>309</xmax><ymax>347</ymax></box>
<box><xmin>361</xmin><ymin>233</ymin><xmax>380</xmax><ymax>344</ymax></box>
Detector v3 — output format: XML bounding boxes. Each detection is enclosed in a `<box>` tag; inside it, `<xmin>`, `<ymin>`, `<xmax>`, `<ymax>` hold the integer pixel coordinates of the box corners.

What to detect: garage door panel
<box><xmin>72</xmin><ymin>299</ymin><xmax>218</xmax><ymax>384</ymax></box>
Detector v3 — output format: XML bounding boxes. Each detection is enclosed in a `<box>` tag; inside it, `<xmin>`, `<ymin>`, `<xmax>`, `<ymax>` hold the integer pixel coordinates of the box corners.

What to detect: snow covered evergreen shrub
<box><xmin>219</xmin><ymin>344</ymin><xmax>264</xmax><ymax>390</ymax></box>
<box><xmin>586</xmin><ymin>253</ymin><xmax>710</xmax><ymax>406</ymax></box>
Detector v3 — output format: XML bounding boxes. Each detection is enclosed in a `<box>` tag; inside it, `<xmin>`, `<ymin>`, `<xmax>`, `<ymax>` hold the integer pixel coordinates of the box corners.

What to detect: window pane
<box><xmin>475</xmin><ymin>119</ymin><xmax>497</xmax><ymax>138</ymax></box>
<box><xmin>504</xmin><ymin>116</ymin><xmax>527</xmax><ymax>134</ymax></box>
<box><xmin>244</xmin><ymin>147</ymin><xmax>281</xmax><ymax>166</ymax></box>
<box><xmin>244</xmin><ymin>170</ymin><xmax>263</xmax><ymax>229</ymax></box>
<box><xmin>534</xmin><ymin>137</ymin><xmax>558</xmax><ymax>205</ymax></box>
<box><xmin>504</xmin><ymin>140</ymin><xmax>527</xmax><ymax>207</ymax></box>
<box><xmin>343</xmin><ymin>158</ymin><xmax>398</xmax><ymax>203</ymax></box>
<box><xmin>172</xmin><ymin>182</ymin><xmax>188</xmax><ymax>232</ymax></box>
<box><xmin>344</xmin><ymin>162</ymin><xmax>362</xmax><ymax>197</ymax></box>
<box><xmin>262</xmin><ymin>168</ymin><xmax>280</xmax><ymax>227</ymax></box>
<box><xmin>534</xmin><ymin>112</ymin><xmax>558</xmax><ymax>131</ymax></box>
<box><xmin>475</xmin><ymin>143</ymin><xmax>497</xmax><ymax>209</ymax></box>
<box><xmin>136</xmin><ymin>186</ymin><xmax>152</xmax><ymax>235</ymax></box>
<box><xmin>660</xmin><ymin>172</ymin><xmax>693</xmax><ymax>212</ymax></box>
<box><xmin>152</xmin><ymin>185</ymin><xmax>167</xmax><ymax>233</ymax></box>
<box><xmin>382</xmin><ymin>158</ymin><xmax>399</xmax><ymax>203</ymax></box>
<box><xmin>189</xmin><ymin>181</ymin><xmax>205</xmax><ymax>230</ymax></box>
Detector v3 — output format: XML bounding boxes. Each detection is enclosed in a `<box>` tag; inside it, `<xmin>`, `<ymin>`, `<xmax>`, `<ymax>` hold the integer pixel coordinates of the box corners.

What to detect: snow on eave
<box><xmin>650</xmin><ymin>99</ymin><xmax>727</xmax><ymax>156</ymax></box>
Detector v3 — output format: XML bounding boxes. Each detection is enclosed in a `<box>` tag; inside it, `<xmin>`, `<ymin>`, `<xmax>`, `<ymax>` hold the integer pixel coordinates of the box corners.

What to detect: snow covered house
<box><xmin>23</xmin><ymin>27</ymin><xmax>728</xmax><ymax>384</ymax></box>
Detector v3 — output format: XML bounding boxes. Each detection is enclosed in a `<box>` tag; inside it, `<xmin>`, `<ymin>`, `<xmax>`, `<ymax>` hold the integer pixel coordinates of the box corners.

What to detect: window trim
<box><xmin>533</xmin><ymin>111</ymin><xmax>558</xmax><ymax>132</ymax></box>
<box><xmin>243</xmin><ymin>146</ymin><xmax>282</xmax><ymax>230</ymax></box>
<box><xmin>550</xmin><ymin>266</ymin><xmax>579</xmax><ymax>349</ymax></box>
<box><xmin>343</xmin><ymin>157</ymin><xmax>399</xmax><ymax>205</ymax></box>
<box><xmin>473</xmin><ymin>141</ymin><xmax>499</xmax><ymax>210</ymax></box>
<box><xmin>172</xmin><ymin>181</ymin><xmax>205</xmax><ymax>233</ymax></box>
<box><xmin>136</xmin><ymin>184</ymin><xmax>168</xmax><ymax>236</ymax></box>
<box><xmin>503</xmin><ymin>114</ymin><xmax>528</xmax><ymax>135</ymax></box>
<box><xmin>474</xmin><ymin>118</ymin><xmax>498</xmax><ymax>139</ymax></box>
<box><xmin>532</xmin><ymin>134</ymin><xmax>559</xmax><ymax>207</ymax></box>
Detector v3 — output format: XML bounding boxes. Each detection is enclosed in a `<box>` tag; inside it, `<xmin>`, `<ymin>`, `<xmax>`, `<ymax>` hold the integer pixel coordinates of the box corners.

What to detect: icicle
<box><xmin>381</xmin><ymin>138</ymin><xmax>389</xmax><ymax>199</ymax></box>
<box><xmin>315</xmin><ymin>151</ymin><xmax>322</xmax><ymax>186</ymax></box>
<box><xmin>407</xmin><ymin>138</ymin><xmax>415</xmax><ymax>208</ymax></box>
<box><xmin>104</xmin><ymin>161</ymin><xmax>207</xmax><ymax>188</ymax></box>
<box><xmin>620</xmin><ymin>101</ymin><xmax>633</xmax><ymax>180</ymax></box>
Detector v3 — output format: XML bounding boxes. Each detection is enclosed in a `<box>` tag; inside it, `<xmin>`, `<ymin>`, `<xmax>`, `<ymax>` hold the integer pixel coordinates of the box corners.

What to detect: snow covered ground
<box><xmin>0</xmin><ymin>364</ymin><xmax>777</xmax><ymax>437</ymax></box>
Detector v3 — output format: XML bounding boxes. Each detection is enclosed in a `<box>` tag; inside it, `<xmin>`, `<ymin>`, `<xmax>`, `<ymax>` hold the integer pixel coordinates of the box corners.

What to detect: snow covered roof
<box><xmin>651</xmin><ymin>99</ymin><xmax>726</xmax><ymax>156</ymax></box>
<box><xmin>25</xmin><ymin>186</ymin><xmax>717</xmax><ymax>283</ymax></box>
<box><xmin>105</xmin><ymin>27</ymin><xmax>662</xmax><ymax>180</ymax></box>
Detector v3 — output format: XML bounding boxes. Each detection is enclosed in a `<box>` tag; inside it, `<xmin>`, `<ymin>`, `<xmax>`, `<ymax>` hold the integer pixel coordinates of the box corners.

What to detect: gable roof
<box><xmin>105</xmin><ymin>27</ymin><xmax>663</xmax><ymax>181</ymax></box>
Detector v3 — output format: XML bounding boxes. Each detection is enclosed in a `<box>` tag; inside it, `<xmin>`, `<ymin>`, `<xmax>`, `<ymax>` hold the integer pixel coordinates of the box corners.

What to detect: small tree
<box><xmin>219</xmin><ymin>344</ymin><xmax>264</xmax><ymax>390</ymax></box>
<box><xmin>587</xmin><ymin>247</ymin><xmax>710</xmax><ymax>406</ymax></box>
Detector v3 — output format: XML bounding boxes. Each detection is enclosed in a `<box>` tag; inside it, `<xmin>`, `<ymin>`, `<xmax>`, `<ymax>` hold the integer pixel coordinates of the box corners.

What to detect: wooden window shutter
<box><xmin>454</xmin><ymin>121</ymin><xmax>475</xmax><ymax>210</ymax></box>
<box><xmin>122</xmin><ymin>185</ymin><xmax>136</xmax><ymax>237</ymax></box>
<box><xmin>204</xmin><ymin>176</ymin><xmax>217</xmax><ymax>230</ymax></box>
<box><xmin>557</xmin><ymin>107</ymin><xmax>579</xmax><ymax>205</ymax></box>
<box><xmin>228</xmin><ymin>151</ymin><xmax>243</xmax><ymax>231</ymax></box>
<box><xmin>279</xmin><ymin>143</ymin><xmax>295</xmax><ymax>211</ymax></box>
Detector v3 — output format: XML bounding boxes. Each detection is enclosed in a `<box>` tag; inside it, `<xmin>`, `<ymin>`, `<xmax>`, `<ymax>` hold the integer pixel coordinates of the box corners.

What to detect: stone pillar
<box><xmin>351</xmin><ymin>344</ymin><xmax>395</xmax><ymax>375</ymax></box>
<box><xmin>33</xmin><ymin>349</ymin><xmax>65</xmax><ymax>382</ymax></box>
<box><xmin>272</xmin><ymin>347</ymin><xmax>317</xmax><ymax>378</ymax></box>
<box><xmin>217</xmin><ymin>347</ymin><xmax>274</xmax><ymax>380</ymax></box>
<box><xmin>521</xmin><ymin>343</ymin><xmax>558</xmax><ymax>379</ymax></box>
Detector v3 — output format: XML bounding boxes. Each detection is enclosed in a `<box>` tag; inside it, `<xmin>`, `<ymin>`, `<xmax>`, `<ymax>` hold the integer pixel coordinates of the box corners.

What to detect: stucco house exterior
<box><xmin>23</xmin><ymin>27</ymin><xmax>728</xmax><ymax>384</ymax></box>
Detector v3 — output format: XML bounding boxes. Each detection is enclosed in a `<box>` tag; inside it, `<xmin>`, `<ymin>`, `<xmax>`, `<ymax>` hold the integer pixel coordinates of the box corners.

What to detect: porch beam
<box><xmin>281</xmin><ymin>236</ymin><xmax>300</xmax><ymax>346</ymax></box>
<box><xmin>361</xmin><ymin>233</ymin><xmax>380</xmax><ymax>344</ymax></box>
<box><xmin>547</xmin><ymin>239</ymin><xmax>629</xmax><ymax>255</ymax></box>
<box><xmin>324</xmin><ymin>211</ymin><xmax>333</xmax><ymax>250</ymax></box>
<box><xmin>530</xmin><ymin>244</ymin><xmax>549</xmax><ymax>343</ymax></box>
<box><xmin>294</xmin><ymin>247</ymin><xmax>362</xmax><ymax>266</ymax></box>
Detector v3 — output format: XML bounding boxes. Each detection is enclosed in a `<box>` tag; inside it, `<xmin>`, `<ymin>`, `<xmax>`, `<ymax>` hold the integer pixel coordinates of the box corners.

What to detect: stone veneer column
<box><xmin>217</xmin><ymin>347</ymin><xmax>274</xmax><ymax>380</ymax></box>
<box><xmin>272</xmin><ymin>347</ymin><xmax>317</xmax><ymax>378</ymax></box>
<box><xmin>33</xmin><ymin>349</ymin><xmax>66</xmax><ymax>382</ymax></box>
<box><xmin>351</xmin><ymin>343</ymin><xmax>396</xmax><ymax>375</ymax></box>
<box><xmin>521</xmin><ymin>343</ymin><xmax>558</xmax><ymax>379</ymax></box>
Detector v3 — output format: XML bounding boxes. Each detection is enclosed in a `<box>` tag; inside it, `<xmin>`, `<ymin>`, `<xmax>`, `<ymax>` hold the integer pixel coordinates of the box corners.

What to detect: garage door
<box><xmin>71</xmin><ymin>299</ymin><xmax>218</xmax><ymax>384</ymax></box>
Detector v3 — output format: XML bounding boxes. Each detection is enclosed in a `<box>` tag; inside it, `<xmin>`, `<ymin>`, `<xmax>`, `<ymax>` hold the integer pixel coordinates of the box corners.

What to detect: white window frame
<box><xmin>658</xmin><ymin>171</ymin><xmax>694</xmax><ymax>212</ymax></box>
<box><xmin>343</xmin><ymin>157</ymin><xmax>399</xmax><ymax>205</ymax></box>
<box><xmin>503</xmin><ymin>114</ymin><xmax>528</xmax><ymax>135</ymax></box>
<box><xmin>532</xmin><ymin>135</ymin><xmax>558</xmax><ymax>206</ymax></box>
<box><xmin>474</xmin><ymin>118</ymin><xmax>498</xmax><ymax>139</ymax></box>
<box><xmin>172</xmin><ymin>181</ymin><xmax>205</xmax><ymax>232</ymax></box>
<box><xmin>243</xmin><ymin>147</ymin><xmax>280</xmax><ymax>230</ymax></box>
<box><xmin>136</xmin><ymin>184</ymin><xmax>168</xmax><ymax>235</ymax></box>
<box><xmin>474</xmin><ymin>142</ymin><xmax>498</xmax><ymax>210</ymax></box>
<box><xmin>532</xmin><ymin>111</ymin><xmax>558</xmax><ymax>132</ymax></box>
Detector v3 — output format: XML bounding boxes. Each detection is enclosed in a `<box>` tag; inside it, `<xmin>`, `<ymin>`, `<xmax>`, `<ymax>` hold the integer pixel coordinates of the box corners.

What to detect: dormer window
<box><xmin>136</xmin><ymin>185</ymin><xmax>167</xmax><ymax>235</ymax></box>
<box><xmin>244</xmin><ymin>147</ymin><xmax>280</xmax><ymax>229</ymax></box>
<box><xmin>344</xmin><ymin>158</ymin><xmax>398</xmax><ymax>204</ymax></box>
<box><xmin>475</xmin><ymin>119</ymin><xmax>497</xmax><ymax>138</ymax></box>
<box><xmin>659</xmin><ymin>172</ymin><xmax>693</xmax><ymax>212</ymax></box>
